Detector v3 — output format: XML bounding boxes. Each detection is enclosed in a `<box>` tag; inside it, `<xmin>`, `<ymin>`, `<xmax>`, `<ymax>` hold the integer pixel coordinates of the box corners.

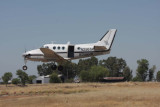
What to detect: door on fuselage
<box><xmin>68</xmin><ymin>45</ymin><xmax>74</xmax><ymax>58</ymax></box>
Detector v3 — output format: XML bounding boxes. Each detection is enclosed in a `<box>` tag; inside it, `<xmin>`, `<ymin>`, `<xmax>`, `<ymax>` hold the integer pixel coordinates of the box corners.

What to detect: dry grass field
<box><xmin>0</xmin><ymin>82</ymin><xmax>160</xmax><ymax>107</ymax></box>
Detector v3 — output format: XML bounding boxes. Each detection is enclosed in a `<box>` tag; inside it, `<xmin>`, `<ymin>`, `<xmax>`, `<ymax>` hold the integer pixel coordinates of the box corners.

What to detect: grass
<box><xmin>0</xmin><ymin>82</ymin><xmax>160</xmax><ymax>107</ymax></box>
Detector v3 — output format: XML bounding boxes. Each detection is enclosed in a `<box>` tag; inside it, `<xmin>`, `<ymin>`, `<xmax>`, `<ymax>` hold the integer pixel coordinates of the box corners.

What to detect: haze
<box><xmin>0</xmin><ymin>0</ymin><xmax>160</xmax><ymax>77</ymax></box>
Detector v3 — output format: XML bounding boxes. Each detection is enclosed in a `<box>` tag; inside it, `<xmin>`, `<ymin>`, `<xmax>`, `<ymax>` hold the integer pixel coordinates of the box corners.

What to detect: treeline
<box><xmin>37</xmin><ymin>56</ymin><xmax>160</xmax><ymax>82</ymax></box>
<box><xmin>1</xmin><ymin>56</ymin><xmax>160</xmax><ymax>85</ymax></box>
<box><xmin>1</xmin><ymin>70</ymin><xmax>36</xmax><ymax>86</ymax></box>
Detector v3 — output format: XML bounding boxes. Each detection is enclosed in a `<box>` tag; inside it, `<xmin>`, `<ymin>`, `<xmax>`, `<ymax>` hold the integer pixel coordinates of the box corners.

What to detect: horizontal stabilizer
<box><xmin>94</xmin><ymin>46</ymin><xmax>107</xmax><ymax>51</ymax></box>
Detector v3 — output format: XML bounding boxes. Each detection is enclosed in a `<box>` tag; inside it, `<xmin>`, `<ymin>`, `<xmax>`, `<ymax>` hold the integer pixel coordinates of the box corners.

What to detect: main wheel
<box><xmin>51</xmin><ymin>65</ymin><xmax>57</xmax><ymax>70</ymax></box>
<box><xmin>58</xmin><ymin>65</ymin><xmax>63</xmax><ymax>71</ymax></box>
<box><xmin>23</xmin><ymin>65</ymin><xmax>27</xmax><ymax>70</ymax></box>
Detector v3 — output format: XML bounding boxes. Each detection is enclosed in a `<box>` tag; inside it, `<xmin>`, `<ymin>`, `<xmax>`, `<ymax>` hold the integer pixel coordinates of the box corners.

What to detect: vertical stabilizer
<box><xmin>96</xmin><ymin>29</ymin><xmax>117</xmax><ymax>50</ymax></box>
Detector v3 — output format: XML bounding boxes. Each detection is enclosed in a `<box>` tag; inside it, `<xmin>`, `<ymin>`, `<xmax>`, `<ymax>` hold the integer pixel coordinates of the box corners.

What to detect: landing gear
<box><xmin>51</xmin><ymin>64</ymin><xmax>63</xmax><ymax>71</ymax></box>
<box><xmin>51</xmin><ymin>64</ymin><xmax>57</xmax><ymax>70</ymax></box>
<box><xmin>58</xmin><ymin>65</ymin><xmax>63</xmax><ymax>71</ymax></box>
<box><xmin>23</xmin><ymin>56</ymin><xmax>28</xmax><ymax>71</ymax></box>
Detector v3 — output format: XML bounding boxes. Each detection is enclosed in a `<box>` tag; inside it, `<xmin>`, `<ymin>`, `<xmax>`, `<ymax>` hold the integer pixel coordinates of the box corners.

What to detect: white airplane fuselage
<box><xmin>23</xmin><ymin>43</ymin><xmax>110</xmax><ymax>62</ymax></box>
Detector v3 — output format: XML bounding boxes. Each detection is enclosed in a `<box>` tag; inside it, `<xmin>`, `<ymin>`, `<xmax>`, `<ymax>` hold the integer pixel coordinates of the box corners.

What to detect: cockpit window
<box><xmin>53</xmin><ymin>46</ymin><xmax>56</xmax><ymax>50</ymax></box>
<box><xmin>45</xmin><ymin>46</ymin><xmax>49</xmax><ymax>48</ymax></box>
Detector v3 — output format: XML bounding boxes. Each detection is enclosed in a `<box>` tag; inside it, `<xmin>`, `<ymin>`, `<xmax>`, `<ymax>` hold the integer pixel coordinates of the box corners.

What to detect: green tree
<box><xmin>123</xmin><ymin>66</ymin><xmax>132</xmax><ymax>81</ymax></box>
<box><xmin>2</xmin><ymin>72</ymin><xmax>12</xmax><ymax>87</ymax></box>
<box><xmin>37</xmin><ymin>63</ymin><xmax>54</xmax><ymax>76</ymax></box>
<box><xmin>49</xmin><ymin>73</ymin><xmax>61</xmax><ymax>83</ymax></box>
<box><xmin>80</xmin><ymin>65</ymin><xmax>109</xmax><ymax>82</ymax></box>
<box><xmin>78</xmin><ymin>56</ymin><xmax>98</xmax><ymax>73</ymax></box>
<box><xmin>89</xmin><ymin>66</ymin><xmax>109</xmax><ymax>82</ymax></box>
<box><xmin>80</xmin><ymin>70</ymin><xmax>90</xmax><ymax>82</ymax></box>
<box><xmin>156</xmin><ymin>71</ymin><xmax>160</xmax><ymax>82</ymax></box>
<box><xmin>89</xmin><ymin>57</ymin><xmax>98</xmax><ymax>67</ymax></box>
<box><xmin>132</xmin><ymin>76</ymin><xmax>143</xmax><ymax>82</ymax></box>
<box><xmin>16</xmin><ymin>69</ymin><xmax>28</xmax><ymax>86</ymax></box>
<box><xmin>28</xmin><ymin>75</ymin><xmax>37</xmax><ymax>84</ymax></box>
<box><xmin>61</xmin><ymin>61</ymin><xmax>78</xmax><ymax>79</ymax></box>
<box><xmin>148</xmin><ymin>65</ymin><xmax>156</xmax><ymax>81</ymax></box>
<box><xmin>37</xmin><ymin>62</ymin><xmax>78</xmax><ymax>81</ymax></box>
<box><xmin>136</xmin><ymin>59</ymin><xmax>149</xmax><ymax>81</ymax></box>
<box><xmin>12</xmin><ymin>78</ymin><xmax>20</xmax><ymax>85</ymax></box>
<box><xmin>99</xmin><ymin>57</ymin><xmax>126</xmax><ymax>77</ymax></box>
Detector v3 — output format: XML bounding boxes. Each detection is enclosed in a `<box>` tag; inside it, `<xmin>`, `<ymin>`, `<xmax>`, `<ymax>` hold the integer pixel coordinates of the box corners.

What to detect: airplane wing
<box><xmin>40</xmin><ymin>48</ymin><xmax>68</xmax><ymax>63</ymax></box>
<box><xmin>94</xmin><ymin>46</ymin><xmax>107</xmax><ymax>51</ymax></box>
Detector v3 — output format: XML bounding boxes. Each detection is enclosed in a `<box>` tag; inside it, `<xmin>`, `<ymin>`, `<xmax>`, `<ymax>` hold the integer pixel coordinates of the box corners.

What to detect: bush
<box><xmin>80</xmin><ymin>70</ymin><xmax>90</xmax><ymax>82</ymax></box>
<box><xmin>49</xmin><ymin>73</ymin><xmax>61</xmax><ymax>83</ymax></box>
<box><xmin>123</xmin><ymin>66</ymin><xmax>132</xmax><ymax>81</ymax></box>
<box><xmin>156</xmin><ymin>71</ymin><xmax>160</xmax><ymax>82</ymax></box>
<box><xmin>132</xmin><ymin>76</ymin><xmax>143</xmax><ymax>82</ymax></box>
<box><xmin>80</xmin><ymin>65</ymin><xmax>109</xmax><ymax>82</ymax></box>
<box><xmin>28</xmin><ymin>75</ymin><xmax>37</xmax><ymax>84</ymax></box>
<box><xmin>16</xmin><ymin>70</ymin><xmax>28</xmax><ymax>86</ymax></box>
<box><xmin>65</xmin><ymin>78</ymin><xmax>74</xmax><ymax>83</ymax></box>
<box><xmin>12</xmin><ymin>78</ymin><xmax>20</xmax><ymax>85</ymax></box>
<box><xmin>2</xmin><ymin>72</ymin><xmax>12</xmax><ymax>87</ymax></box>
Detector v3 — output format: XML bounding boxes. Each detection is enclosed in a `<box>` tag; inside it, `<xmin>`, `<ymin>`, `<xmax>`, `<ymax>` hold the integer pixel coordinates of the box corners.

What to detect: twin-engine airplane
<box><xmin>22</xmin><ymin>29</ymin><xmax>117</xmax><ymax>71</ymax></box>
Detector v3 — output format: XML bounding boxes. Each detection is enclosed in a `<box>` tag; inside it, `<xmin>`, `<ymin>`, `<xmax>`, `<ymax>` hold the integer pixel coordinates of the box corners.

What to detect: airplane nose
<box><xmin>22</xmin><ymin>53</ymin><xmax>27</xmax><ymax>57</ymax></box>
<box><xmin>22</xmin><ymin>53</ymin><xmax>31</xmax><ymax>58</ymax></box>
<box><xmin>22</xmin><ymin>49</ymin><xmax>43</xmax><ymax>58</ymax></box>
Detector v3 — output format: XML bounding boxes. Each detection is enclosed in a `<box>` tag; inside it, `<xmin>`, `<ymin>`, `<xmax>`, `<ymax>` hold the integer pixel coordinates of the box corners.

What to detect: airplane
<box><xmin>22</xmin><ymin>29</ymin><xmax>117</xmax><ymax>71</ymax></box>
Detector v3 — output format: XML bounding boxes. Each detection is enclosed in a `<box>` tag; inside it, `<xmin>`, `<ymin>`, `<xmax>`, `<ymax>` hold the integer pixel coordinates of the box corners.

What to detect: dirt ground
<box><xmin>0</xmin><ymin>82</ymin><xmax>160</xmax><ymax>107</ymax></box>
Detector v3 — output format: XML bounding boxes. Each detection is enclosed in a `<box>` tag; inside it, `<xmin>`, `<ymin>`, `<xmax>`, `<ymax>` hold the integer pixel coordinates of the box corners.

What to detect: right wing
<box><xmin>40</xmin><ymin>48</ymin><xmax>68</xmax><ymax>63</ymax></box>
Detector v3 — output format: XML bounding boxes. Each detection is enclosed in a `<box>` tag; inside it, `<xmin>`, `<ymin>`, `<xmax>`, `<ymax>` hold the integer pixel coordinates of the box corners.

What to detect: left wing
<box><xmin>40</xmin><ymin>48</ymin><xmax>67</xmax><ymax>63</ymax></box>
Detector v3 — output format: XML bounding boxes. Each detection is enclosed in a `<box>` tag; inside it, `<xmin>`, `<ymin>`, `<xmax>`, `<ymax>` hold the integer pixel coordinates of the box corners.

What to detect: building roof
<box><xmin>103</xmin><ymin>77</ymin><xmax>124</xmax><ymax>80</ymax></box>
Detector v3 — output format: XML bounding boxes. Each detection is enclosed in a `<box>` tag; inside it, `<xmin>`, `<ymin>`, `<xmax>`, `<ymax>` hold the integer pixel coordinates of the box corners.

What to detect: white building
<box><xmin>32</xmin><ymin>75</ymin><xmax>50</xmax><ymax>84</ymax></box>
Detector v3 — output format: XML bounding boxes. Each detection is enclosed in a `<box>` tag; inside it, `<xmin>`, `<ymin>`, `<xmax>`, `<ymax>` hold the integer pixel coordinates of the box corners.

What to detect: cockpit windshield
<box><xmin>41</xmin><ymin>45</ymin><xmax>49</xmax><ymax>48</ymax></box>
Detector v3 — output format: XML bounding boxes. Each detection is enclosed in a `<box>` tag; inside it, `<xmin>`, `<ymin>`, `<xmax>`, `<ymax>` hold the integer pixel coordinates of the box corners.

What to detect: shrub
<box><xmin>2</xmin><ymin>72</ymin><xmax>12</xmax><ymax>87</ymax></box>
<box><xmin>16</xmin><ymin>70</ymin><xmax>28</xmax><ymax>86</ymax></box>
<box><xmin>80</xmin><ymin>65</ymin><xmax>109</xmax><ymax>82</ymax></box>
<box><xmin>28</xmin><ymin>75</ymin><xmax>37</xmax><ymax>84</ymax></box>
<box><xmin>12</xmin><ymin>78</ymin><xmax>20</xmax><ymax>85</ymax></box>
<box><xmin>156</xmin><ymin>71</ymin><xmax>160</xmax><ymax>82</ymax></box>
<box><xmin>132</xmin><ymin>76</ymin><xmax>143</xmax><ymax>82</ymax></box>
<box><xmin>49</xmin><ymin>73</ymin><xmax>61</xmax><ymax>83</ymax></box>
<box><xmin>80</xmin><ymin>70</ymin><xmax>90</xmax><ymax>82</ymax></box>
<box><xmin>65</xmin><ymin>78</ymin><xmax>74</xmax><ymax>83</ymax></box>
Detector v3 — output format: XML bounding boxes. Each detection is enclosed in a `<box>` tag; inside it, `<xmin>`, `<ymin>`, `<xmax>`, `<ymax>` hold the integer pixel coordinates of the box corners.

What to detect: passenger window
<box><xmin>77</xmin><ymin>47</ymin><xmax>80</xmax><ymax>50</ymax></box>
<box><xmin>62</xmin><ymin>46</ymin><xmax>65</xmax><ymax>50</ymax></box>
<box><xmin>58</xmin><ymin>46</ymin><xmax>60</xmax><ymax>50</ymax></box>
<box><xmin>53</xmin><ymin>46</ymin><xmax>56</xmax><ymax>50</ymax></box>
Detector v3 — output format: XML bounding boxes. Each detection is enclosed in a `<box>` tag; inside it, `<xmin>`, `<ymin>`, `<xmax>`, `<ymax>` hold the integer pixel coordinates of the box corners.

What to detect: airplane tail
<box><xmin>96</xmin><ymin>29</ymin><xmax>117</xmax><ymax>50</ymax></box>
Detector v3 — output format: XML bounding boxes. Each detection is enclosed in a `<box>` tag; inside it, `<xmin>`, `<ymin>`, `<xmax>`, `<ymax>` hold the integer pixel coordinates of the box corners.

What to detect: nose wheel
<box><xmin>23</xmin><ymin>57</ymin><xmax>28</xmax><ymax>70</ymax></box>
<box><xmin>23</xmin><ymin>65</ymin><xmax>28</xmax><ymax>70</ymax></box>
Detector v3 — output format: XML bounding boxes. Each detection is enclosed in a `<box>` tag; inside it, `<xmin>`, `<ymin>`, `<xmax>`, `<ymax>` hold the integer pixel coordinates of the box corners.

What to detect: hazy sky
<box><xmin>0</xmin><ymin>0</ymin><xmax>160</xmax><ymax>77</ymax></box>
